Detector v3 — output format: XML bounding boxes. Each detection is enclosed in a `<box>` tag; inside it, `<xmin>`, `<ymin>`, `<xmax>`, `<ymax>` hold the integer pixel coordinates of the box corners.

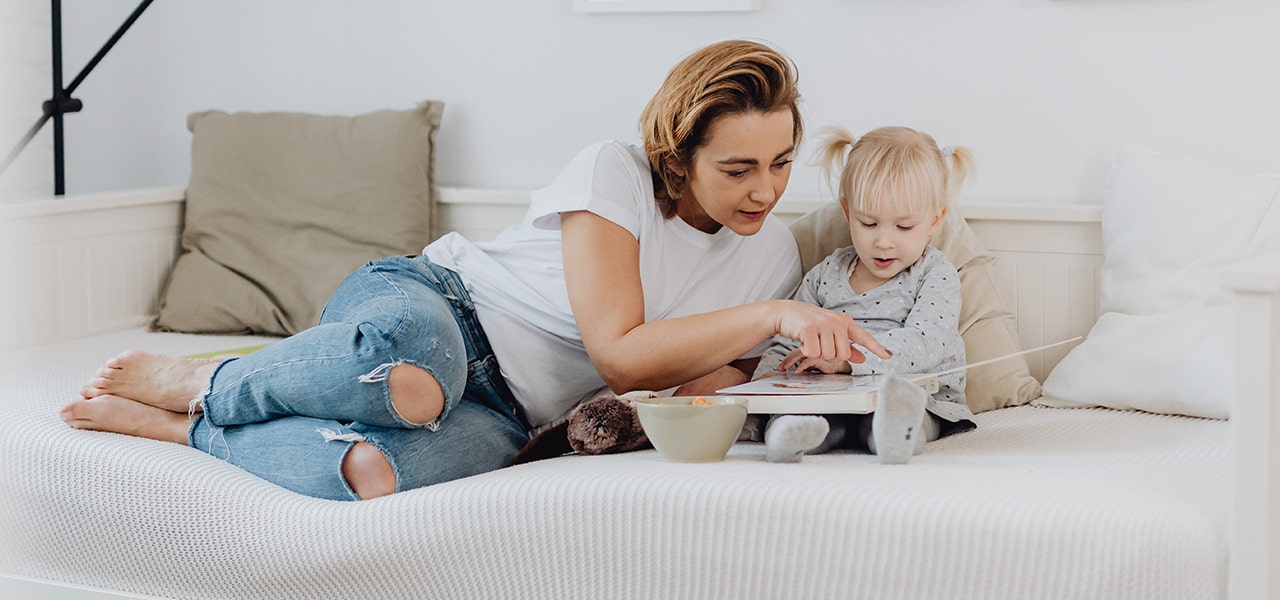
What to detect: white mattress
<box><xmin>0</xmin><ymin>328</ymin><xmax>1230</xmax><ymax>600</ymax></box>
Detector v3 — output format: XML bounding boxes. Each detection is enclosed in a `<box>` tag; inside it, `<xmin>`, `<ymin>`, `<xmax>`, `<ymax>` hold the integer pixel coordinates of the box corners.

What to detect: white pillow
<box><xmin>1039</xmin><ymin>307</ymin><xmax>1231</xmax><ymax>419</ymax></box>
<box><xmin>1100</xmin><ymin>145</ymin><xmax>1276</xmax><ymax>315</ymax></box>
<box><xmin>1037</xmin><ymin>144</ymin><xmax>1280</xmax><ymax>419</ymax></box>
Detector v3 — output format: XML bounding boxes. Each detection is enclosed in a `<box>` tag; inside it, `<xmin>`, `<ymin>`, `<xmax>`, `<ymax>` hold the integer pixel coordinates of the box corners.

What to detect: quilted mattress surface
<box><xmin>0</xmin><ymin>329</ymin><xmax>1230</xmax><ymax>599</ymax></box>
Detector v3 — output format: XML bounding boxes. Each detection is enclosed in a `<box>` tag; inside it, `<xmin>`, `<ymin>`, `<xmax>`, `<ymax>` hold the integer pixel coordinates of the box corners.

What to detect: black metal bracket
<box><xmin>0</xmin><ymin>0</ymin><xmax>154</xmax><ymax>196</ymax></box>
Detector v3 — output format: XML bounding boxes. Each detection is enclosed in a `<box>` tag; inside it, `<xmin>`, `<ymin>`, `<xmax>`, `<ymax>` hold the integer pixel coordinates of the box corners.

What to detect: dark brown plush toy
<box><xmin>508</xmin><ymin>393</ymin><xmax>652</xmax><ymax>465</ymax></box>
<box><xmin>566</xmin><ymin>393</ymin><xmax>651</xmax><ymax>454</ymax></box>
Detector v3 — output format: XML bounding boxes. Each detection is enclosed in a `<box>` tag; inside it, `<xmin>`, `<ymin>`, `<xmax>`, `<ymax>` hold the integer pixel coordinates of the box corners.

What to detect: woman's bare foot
<box><xmin>60</xmin><ymin>394</ymin><xmax>190</xmax><ymax>445</ymax></box>
<box><xmin>79</xmin><ymin>350</ymin><xmax>222</xmax><ymax>413</ymax></box>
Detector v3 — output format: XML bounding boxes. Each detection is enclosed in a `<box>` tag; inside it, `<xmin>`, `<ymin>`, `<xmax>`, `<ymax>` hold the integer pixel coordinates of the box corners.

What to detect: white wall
<box><xmin>0</xmin><ymin>0</ymin><xmax>53</xmax><ymax>202</ymax></box>
<box><xmin>35</xmin><ymin>0</ymin><xmax>1280</xmax><ymax>204</ymax></box>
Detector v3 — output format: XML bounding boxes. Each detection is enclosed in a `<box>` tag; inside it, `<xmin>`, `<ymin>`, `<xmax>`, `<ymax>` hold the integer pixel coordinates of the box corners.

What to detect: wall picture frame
<box><xmin>574</xmin><ymin>0</ymin><xmax>760</xmax><ymax>13</ymax></box>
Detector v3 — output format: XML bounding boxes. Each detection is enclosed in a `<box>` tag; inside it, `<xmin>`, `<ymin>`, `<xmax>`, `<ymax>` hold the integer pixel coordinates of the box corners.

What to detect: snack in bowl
<box><xmin>634</xmin><ymin>396</ymin><xmax>748</xmax><ymax>463</ymax></box>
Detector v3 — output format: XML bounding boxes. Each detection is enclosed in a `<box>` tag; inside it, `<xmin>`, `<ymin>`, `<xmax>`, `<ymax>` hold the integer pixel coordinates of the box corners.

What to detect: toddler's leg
<box><xmin>809</xmin><ymin>415</ymin><xmax>853</xmax><ymax>455</ymax></box>
<box><xmin>764</xmin><ymin>415</ymin><xmax>830</xmax><ymax>463</ymax></box>
<box><xmin>866</xmin><ymin>374</ymin><xmax>936</xmax><ymax>464</ymax></box>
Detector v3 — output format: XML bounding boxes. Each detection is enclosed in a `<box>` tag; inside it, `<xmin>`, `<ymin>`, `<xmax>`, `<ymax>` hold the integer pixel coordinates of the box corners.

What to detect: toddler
<box><xmin>752</xmin><ymin>125</ymin><xmax>977</xmax><ymax>464</ymax></box>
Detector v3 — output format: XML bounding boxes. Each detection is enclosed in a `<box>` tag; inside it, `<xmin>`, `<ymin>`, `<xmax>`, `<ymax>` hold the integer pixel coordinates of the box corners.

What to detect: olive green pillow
<box><xmin>155</xmin><ymin>101</ymin><xmax>443</xmax><ymax>336</ymax></box>
<box><xmin>789</xmin><ymin>202</ymin><xmax>1042</xmax><ymax>413</ymax></box>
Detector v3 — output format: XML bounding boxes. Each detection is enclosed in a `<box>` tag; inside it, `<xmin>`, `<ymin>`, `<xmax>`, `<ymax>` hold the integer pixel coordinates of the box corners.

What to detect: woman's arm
<box><xmin>672</xmin><ymin>357</ymin><xmax>758</xmax><ymax>396</ymax></box>
<box><xmin>561</xmin><ymin>211</ymin><xmax>887</xmax><ymax>393</ymax></box>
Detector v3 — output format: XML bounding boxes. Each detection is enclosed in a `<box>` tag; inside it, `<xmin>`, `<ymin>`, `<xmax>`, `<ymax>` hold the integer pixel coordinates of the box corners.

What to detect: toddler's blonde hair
<box><xmin>816</xmin><ymin>125</ymin><xmax>973</xmax><ymax>217</ymax></box>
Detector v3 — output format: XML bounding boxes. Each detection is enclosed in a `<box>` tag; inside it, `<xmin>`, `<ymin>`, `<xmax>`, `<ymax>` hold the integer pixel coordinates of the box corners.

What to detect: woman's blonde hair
<box><xmin>639</xmin><ymin>39</ymin><xmax>803</xmax><ymax>218</ymax></box>
<box><xmin>816</xmin><ymin>125</ymin><xmax>973</xmax><ymax>218</ymax></box>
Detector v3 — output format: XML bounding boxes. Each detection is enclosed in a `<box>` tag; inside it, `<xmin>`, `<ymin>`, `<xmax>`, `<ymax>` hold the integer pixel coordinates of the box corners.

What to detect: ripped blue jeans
<box><xmin>187</xmin><ymin>255</ymin><xmax>529</xmax><ymax>501</ymax></box>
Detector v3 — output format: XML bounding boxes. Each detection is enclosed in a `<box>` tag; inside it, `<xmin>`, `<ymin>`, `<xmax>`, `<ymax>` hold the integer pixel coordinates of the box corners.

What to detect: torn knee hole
<box><xmin>386</xmin><ymin>364</ymin><xmax>446</xmax><ymax>427</ymax></box>
<box><xmin>342</xmin><ymin>442</ymin><xmax>396</xmax><ymax>500</ymax></box>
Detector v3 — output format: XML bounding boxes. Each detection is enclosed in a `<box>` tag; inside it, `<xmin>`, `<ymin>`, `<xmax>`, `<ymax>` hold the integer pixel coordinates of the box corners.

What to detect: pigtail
<box><xmin>942</xmin><ymin>145</ymin><xmax>975</xmax><ymax>201</ymax></box>
<box><xmin>814</xmin><ymin>126</ymin><xmax>857</xmax><ymax>203</ymax></box>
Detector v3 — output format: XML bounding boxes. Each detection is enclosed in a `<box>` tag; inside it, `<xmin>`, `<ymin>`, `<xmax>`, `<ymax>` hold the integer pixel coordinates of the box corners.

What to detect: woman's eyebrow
<box><xmin>716</xmin><ymin>146</ymin><xmax>796</xmax><ymax>166</ymax></box>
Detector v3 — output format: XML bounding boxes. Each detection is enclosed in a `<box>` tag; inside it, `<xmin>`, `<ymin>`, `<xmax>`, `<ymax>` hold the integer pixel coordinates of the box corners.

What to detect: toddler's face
<box><xmin>846</xmin><ymin>203</ymin><xmax>944</xmax><ymax>285</ymax></box>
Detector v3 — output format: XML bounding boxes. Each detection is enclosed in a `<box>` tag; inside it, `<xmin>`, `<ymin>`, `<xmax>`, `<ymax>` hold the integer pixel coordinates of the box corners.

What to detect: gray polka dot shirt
<box><xmin>753</xmin><ymin>245</ymin><xmax>973</xmax><ymax>423</ymax></box>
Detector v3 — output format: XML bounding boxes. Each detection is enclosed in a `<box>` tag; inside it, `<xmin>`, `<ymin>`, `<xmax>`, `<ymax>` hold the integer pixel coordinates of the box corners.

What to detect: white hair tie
<box><xmin>940</xmin><ymin>146</ymin><xmax>955</xmax><ymax>157</ymax></box>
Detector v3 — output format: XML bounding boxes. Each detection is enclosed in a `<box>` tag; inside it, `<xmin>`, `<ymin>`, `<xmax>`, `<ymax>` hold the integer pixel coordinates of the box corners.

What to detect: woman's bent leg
<box><xmin>200</xmin><ymin>256</ymin><xmax>469</xmax><ymax>430</ymax></box>
<box><xmin>189</xmin><ymin>399</ymin><xmax>529</xmax><ymax>501</ymax></box>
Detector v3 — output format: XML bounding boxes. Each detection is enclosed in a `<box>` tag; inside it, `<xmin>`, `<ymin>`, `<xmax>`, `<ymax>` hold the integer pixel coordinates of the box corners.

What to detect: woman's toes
<box><xmin>104</xmin><ymin>352</ymin><xmax>129</xmax><ymax>370</ymax></box>
<box><xmin>59</xmin><ymin>395</ymin><xmax>189</xmax><ymax>444</ymax></box>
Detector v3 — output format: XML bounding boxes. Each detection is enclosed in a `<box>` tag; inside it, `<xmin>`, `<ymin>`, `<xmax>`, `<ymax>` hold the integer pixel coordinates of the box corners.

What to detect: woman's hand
<box><xmin>771</xmin><ymin>299</ymin><xmax>890</xmax><ymax>364</ymax></box>
<box><xmin>777</xmin><ymin>348</ymin><xmax>854</xmax><ymax>374</ymax></box>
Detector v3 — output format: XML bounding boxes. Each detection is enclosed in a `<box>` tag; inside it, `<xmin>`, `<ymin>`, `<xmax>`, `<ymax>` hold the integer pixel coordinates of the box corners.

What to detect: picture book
<box><xmin>716</xmin><ymin>372</ymin><xmax>937</xmax><ymax>414</ymax></box>
<box><xmin>717</xmin><ymin>337</ymin><xmax>1082</xmax><ymax>415</ymax></box>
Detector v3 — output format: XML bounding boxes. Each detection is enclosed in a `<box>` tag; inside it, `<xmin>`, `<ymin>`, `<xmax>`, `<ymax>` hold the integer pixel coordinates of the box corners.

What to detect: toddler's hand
<box><xmin>778</xmin><ymin>348</ymin><xmax>854</xmax><ymax>374</ymax></box>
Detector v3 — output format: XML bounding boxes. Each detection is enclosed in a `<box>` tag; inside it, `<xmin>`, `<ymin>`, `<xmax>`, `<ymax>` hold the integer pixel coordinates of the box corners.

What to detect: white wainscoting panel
<box><xmin>0</xmin><ymin>188</ymin><xmax>183</xmax><ymax>351</ymax></box>
<box><xmin>967</xmin><ymin>204</ymin><xmax>1102</xmax><ymax>383</ymax></box>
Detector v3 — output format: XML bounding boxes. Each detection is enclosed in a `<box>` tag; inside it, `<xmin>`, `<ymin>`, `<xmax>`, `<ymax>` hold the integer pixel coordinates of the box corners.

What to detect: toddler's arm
<box><xmin>850</xmin><ymin>252</ymin><xmax>963</xmax><ymax>376</ymax></box>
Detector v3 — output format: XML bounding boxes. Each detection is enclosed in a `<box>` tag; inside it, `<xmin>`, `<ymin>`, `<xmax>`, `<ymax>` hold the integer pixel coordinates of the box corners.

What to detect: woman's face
<box><xmin>675</xmin><ymin>110</ymin><xmax>795</xmax><ymax>235</ymax></box>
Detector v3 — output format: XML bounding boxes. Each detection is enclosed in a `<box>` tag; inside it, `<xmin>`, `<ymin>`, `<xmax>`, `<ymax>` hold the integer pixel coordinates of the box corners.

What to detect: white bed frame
<box><xmin>0</xmin><ymin>187</ymin><xmax>1276</xmax><ymax>599</ymax></box>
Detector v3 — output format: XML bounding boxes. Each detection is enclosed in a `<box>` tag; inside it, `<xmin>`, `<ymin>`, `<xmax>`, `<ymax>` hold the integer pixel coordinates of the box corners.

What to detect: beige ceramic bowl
<box><xmin>635</xmin><ymin>396</ymin><xmax>748</xmax><ymax>463</ymax></box>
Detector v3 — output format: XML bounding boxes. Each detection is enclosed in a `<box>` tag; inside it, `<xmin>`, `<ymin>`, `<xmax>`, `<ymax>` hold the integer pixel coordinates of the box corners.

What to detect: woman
<box><xmin>62</xmin><ymin>39</ymin><xmax>889</xmax><ymax>501</ymax></box>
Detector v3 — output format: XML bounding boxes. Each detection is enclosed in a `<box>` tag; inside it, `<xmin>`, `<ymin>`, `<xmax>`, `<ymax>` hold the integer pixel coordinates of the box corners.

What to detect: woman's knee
<box><xmin>388</xmin><ymin>364</ymin><xmax>447</xmax><ymax>426</ymax></box>
<box><xmin>342</xmin><ymin>442</ymin><xmax>396</xmax><ymax>500</ymax></box>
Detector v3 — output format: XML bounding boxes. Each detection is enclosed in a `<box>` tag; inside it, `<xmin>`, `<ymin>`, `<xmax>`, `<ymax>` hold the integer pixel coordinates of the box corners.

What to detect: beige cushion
<box><xmin>154</xmin><ymin>101</ymin><xmax>444</xmax><ymax>336</ymax></box>
<box><xmin>788</xmin><ymin>202</ymin><xmax>1042</xmax><ymax>413</ymax></box>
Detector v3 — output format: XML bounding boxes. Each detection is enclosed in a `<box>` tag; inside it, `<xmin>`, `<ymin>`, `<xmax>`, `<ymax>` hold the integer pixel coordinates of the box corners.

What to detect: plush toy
<box><xmin>565</xmin><ymin>392</ymin><xmax>652</xmax><ymax>455</ymax></box>
<box><xmin>507</xmin><ymin>391</ymin><xmax>654</xmax><ymax>465</ymax></box>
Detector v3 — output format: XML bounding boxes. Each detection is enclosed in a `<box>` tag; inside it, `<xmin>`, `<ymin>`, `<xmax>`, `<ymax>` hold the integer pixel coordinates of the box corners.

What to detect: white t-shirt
<box><xmin>425</xmin><ymin>141</ymin><xmax>801</xmax><ymax>427</ymax></box>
